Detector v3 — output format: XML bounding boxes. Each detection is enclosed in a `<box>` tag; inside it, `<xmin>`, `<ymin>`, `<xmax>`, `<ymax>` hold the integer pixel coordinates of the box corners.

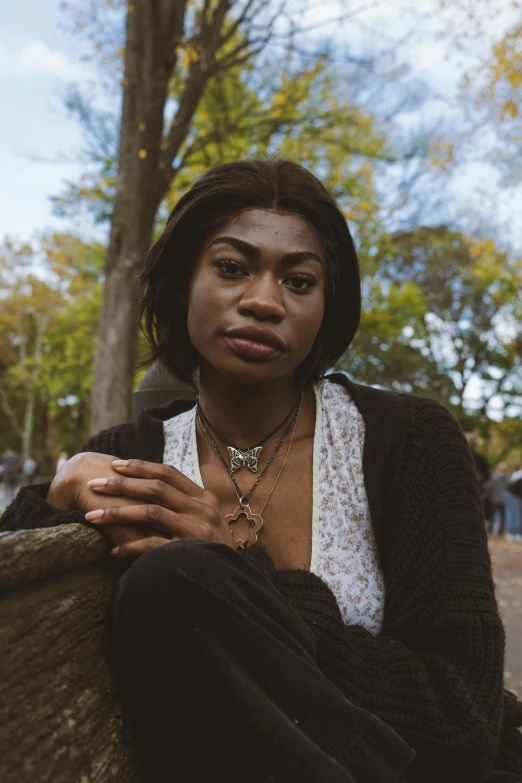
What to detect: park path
<box><xmin>489</xmin><ymin>538</ymin><xmax>522</xmax><ymax>698</ymax></box>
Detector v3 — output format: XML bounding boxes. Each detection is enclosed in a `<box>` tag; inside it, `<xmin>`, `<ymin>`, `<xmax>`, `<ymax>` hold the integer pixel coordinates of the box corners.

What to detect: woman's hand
<box><xmin>84</xmin><ymin>458</ymin><xmax>236</xmax><ymax>558</ymax></box>
<box><xmin>46</xmin><ymin>452</ymin><xmax>166</xmax><ymax>548</ymax></box>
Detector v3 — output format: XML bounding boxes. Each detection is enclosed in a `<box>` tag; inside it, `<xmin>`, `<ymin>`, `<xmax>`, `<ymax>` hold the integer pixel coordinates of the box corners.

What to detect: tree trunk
<box><xmin>88</xmin><ymin>0</ymin><xmax>258</xmax><ymax>432</ymax></box>
<box><xmin>21</xmin><ymin>314</ymin><xmax>47</xmax><ymax>462</ymax></box>
<box><xmin>74</xmin><ymin>397</ymin><xmax>88</xmax><ymax>454</ymax></box>
<box><xmin>89</xmin><ymin>231</ymin><xmax>152</xmax><ymax>434</ymax></box>
<box><xmin>21</xmin><ymin>388</ymin><xmax>35</xmax><ymax>464</ymax></box>
<box><xmin>0</xmin><ymin>526</ymin><xmax>139</xmax><ymax>782</ymax></box>
<box><xmin>38</xmin><ymin>397</ymin><xmax>53</xmax><ymax>477</ymax></box>
<box><xmin>89</xmin><ymin>0</ymin><xmax>187</xmax><ymax>434</ymax></box>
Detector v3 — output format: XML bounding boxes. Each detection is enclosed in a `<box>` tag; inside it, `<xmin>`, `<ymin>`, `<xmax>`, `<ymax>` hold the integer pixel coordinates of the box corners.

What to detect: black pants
<box><xmin>108</xmin><ymin>539</ymin><xmax>415</xmax><ymax>782</ymax></box>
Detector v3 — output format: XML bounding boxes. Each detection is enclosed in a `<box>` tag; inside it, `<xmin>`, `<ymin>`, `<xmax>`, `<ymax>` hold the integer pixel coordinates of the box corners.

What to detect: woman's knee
<box><xmin>110</xmin><ymin>539</ymin><xmax>231</xmax><ymax>622</ymax></box>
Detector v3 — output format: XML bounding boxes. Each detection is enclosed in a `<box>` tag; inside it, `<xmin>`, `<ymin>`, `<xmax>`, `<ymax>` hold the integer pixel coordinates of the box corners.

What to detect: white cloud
<box><xmin>20</xmin><ymin>42</ymin><xmax>69</xmax><ymax>78</ymax></box>
<box><xmin>0</xmin><ymin>40</ymin><xmax>85</xmax><ymax>82</ymax></box>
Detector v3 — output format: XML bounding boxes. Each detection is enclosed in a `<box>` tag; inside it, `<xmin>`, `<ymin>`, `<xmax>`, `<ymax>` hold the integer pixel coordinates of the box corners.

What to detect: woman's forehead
<box><xmin>209</xmin><ymin>209</ymin><xmax>323</xmax><ymax>255</ymax></box>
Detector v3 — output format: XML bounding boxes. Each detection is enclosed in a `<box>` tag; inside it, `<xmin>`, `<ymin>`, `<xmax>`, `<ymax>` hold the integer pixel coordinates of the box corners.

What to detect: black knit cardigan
<box><xmin>3</xmin><ymin>374</ymin><xmax>522</xmax><ymax>782</ymax></box>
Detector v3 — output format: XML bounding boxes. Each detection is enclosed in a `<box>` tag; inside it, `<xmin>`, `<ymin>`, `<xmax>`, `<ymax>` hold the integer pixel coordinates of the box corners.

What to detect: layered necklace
<box><xmin>196</xmin><ymin>395</ymin><xmax>302</xmax><ymax>550</ymax></box>
<box><xmin>196</xmin><ymin>396</ymin><xmax>298</xmax><ymax>474</ymax></box>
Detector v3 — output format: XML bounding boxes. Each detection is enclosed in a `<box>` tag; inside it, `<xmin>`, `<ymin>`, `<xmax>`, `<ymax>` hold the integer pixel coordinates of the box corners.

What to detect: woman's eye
<box><xmin>285</xmin><ymin>273</ymin><xmax>317</xmax><ymax>293</ymax></box>
<box><xmin>216</xmin><ymin>260</ymin><xmax>246</xmax><ymax>277</ymax></box>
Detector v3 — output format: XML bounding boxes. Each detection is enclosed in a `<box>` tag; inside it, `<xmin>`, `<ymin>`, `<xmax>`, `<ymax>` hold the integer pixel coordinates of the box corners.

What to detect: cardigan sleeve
<box><xmin>0</xmin><ymin>429</ymin><xmax>119</xmax><ymax>533</ymax></box>
<box><xmin>276</xmin><ymin>398</ymin><xmax>519</xmax><ymax>781</ymax></box>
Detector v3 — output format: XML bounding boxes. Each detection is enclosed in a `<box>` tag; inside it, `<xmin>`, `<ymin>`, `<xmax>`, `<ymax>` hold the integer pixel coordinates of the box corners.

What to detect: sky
<box><xmin>1</xmin><ymin>0</ymin><xmax>521</xmax><ymax>251</ymax></box>
<box><xmin>0</xmin><ymin>3</ymin><xmax>88</xmax><ymax>239</ymax></box>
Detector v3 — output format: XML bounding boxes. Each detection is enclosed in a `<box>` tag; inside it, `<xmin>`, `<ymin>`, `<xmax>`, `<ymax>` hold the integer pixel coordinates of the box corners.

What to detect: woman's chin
<box><xmin>205</xmin><ymin>357</ymin><xmax>293</xmax><ymax>387</ymax></box>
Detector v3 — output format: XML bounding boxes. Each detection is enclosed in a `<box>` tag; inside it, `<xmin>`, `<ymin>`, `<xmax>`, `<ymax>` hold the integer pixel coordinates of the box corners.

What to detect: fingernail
<box><xmin>85</xmin><ymin>509</ymin><xmax>104</xmax><ymax>521</ymax></box>
<box><xmin>110</xmin><ymin>546</ymin><xmax>120</xmax><ymax>556</ymax></box>
<box><xmin>112</xmin><ymin>459</ymin><xmax>130</xmax><ymax>467</ymax></box>
<box><xmin>88</xmin><ymin>478</ymin><xmax>109</xmax><ymax>487</ymax></box>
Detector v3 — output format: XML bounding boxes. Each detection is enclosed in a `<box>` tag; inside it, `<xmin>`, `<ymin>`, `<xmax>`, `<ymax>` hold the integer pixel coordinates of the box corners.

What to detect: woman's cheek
<box><xmin>298</xmin><ymin>296</ymin><xmax>324</xmax><ymax>350</ymax></box>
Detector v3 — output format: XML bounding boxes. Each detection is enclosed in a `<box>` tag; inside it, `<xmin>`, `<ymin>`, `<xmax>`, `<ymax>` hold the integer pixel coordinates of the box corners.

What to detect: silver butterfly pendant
<box><xmin>227</xmin><ymin>446</ymin><xmax>262</xmax><ymax>473</ymax></box>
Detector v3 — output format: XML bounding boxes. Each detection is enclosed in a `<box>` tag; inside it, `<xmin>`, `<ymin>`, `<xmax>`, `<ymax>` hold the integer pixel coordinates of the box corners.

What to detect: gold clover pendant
<box><xmin>225</xmin><ymin>504</ymin><xmax>264</xmax><ymax>550</ymax></box>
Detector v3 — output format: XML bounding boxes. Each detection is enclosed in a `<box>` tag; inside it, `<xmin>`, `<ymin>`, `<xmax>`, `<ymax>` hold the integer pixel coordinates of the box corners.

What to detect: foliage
<box><xmin>342</xmin><ymin>226</ymin><xmax>522</xmax><ymax>423</ymax></box>
<box><xmin>484</xmin><ymin>417</ymin><xmax>522</xmax><ymax>470</ymax></box>
<box><xmin>0</xmin><ymin>236</ymin><xmax>104</xmax><ymax>461</ymax></box>
<box><xmin>463</xmin><ymin>11</ymin><xmax>522</xmax><ymax>182</ymax></box>
<box><xmin>3</xmin><ymin>1</ymin><xmax>522</xmax><ymax>463</ymax></box>
<box><xmin>52</xmin><ymin>50</ymin><xmax>391</xmax><ymax>256</ymax></box>
<box><xmin>434</xmin><ymin>0</ymin><xmax>522</xmax><ymax>182</ymax></box>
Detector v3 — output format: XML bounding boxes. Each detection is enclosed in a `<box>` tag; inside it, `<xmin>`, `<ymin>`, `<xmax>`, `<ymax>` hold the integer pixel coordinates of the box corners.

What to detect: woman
<box><xmin>3</xmin><ymin>159</ymin><xmax>522</xmax><ymax>782</ymax></box>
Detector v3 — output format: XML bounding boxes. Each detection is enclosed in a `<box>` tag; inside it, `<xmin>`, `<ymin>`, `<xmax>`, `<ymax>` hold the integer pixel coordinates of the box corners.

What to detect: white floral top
<box><xmin>163</xmin><ymin>380</ymin><xmax>385</xmax><ymax>634</ymax></box>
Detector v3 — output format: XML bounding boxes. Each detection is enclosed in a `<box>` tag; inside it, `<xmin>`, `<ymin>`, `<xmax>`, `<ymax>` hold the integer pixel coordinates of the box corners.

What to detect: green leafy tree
<box><xmin>0</xmin><ymin>250</ymin><xmax>65</xmax><ymax>462</ymax></box>
<box><xmin>0</xmin><ymin>235</ymin><xmax>104</xmax><ymax>465</ymax></box>
<box><xmin>345</xmin><ymin>226</ymin><xmax>522</xmax><ymax>419</ymax></box>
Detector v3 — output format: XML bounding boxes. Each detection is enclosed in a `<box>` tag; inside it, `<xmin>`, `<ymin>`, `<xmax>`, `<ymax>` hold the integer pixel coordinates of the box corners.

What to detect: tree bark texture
<box><xmin>21</xmin><ymin>314</ymin><xmax>48</xmax><ymax>463</ymax></box>
<box><xmin>89</xmin><ymin>0</ymin><xmax>188</xmax><ymax>434</ymax></box>
<box><xmin>89</xmin><ymin>0</ymin><xmax>246</xmax><ymax>433</ymax></box>
<box><xmin>0</xmin><ymin>525</ymin><xmax>139</xmax><ymax>782</ymax></box>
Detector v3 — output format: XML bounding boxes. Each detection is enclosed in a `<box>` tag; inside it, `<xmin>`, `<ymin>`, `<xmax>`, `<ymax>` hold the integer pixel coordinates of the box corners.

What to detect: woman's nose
<box><xmin>238</xmin><ymin>275</ymin><xmax>285</xmax><ymax>321</ymax></box>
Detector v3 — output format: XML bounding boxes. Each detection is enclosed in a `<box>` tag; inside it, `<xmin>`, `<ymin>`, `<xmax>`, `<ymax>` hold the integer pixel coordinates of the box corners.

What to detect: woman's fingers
<box><xmin>85</xmin><ymin>461</ymin><xmax>230</xmax><ymax>551</ymax></box>
<box><xmin>87</xmin><ymin>468</ymin><xmax>200</xmax><ymax>513</ymax></box>
<box><xmin>104</xmin><ymin>523</ymin><xmax>152</xmax><ymax>546</ymax></box>
<box><xmin>87</xmin><ymin>473</ymin><xmax>187</xmax><ymax>512</ymax></box>
<box><xmin>112</xmin><ymin>535</ymin><xmax>177</xmax><ymax>560</ymax></box>
<box><xmin>85</xmin><ymin>503</ymin><xmax>182</xmax><ymax>536</ymax></box>
<box><xmin>111</xmin><ymin>459</ymin><xmax>203</xmax><ymax>498</ymax></box>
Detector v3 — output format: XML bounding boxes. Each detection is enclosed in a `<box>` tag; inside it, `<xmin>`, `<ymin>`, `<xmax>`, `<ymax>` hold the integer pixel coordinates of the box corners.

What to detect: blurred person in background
<box><xmin>22</xmin><ymin>456</ymin><xmax>38</xmax><ymax>485</ymax></box>
<box><xmin>487</xmin><ymin>462</ymin><xmax>510</xmax><ymax>535</ymax></box>
<box><xmin>464</xmin><ymin>432</ymin><xmax>490</xmax><ymax>522</ymax></box>
<box><xmin>505</xmin><ymin>464</ymin><xmax>522</xmax><ymax>543</ymax></box>
<box><xmin>2</xmin><ymin>159</ymin><xmax>522</xmax><ymax>782</ymax></box>
<box><xmin>1</xmin><ymin>445</ymin><xmax>21</xmax><ymax>503</ymax></box>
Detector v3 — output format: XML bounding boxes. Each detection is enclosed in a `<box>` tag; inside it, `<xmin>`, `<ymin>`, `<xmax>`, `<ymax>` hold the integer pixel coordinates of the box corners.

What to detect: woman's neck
<box><xmin>197</xmin><ymin>366</ymin><xmax>310</xmax><ymax>446</ymax></box>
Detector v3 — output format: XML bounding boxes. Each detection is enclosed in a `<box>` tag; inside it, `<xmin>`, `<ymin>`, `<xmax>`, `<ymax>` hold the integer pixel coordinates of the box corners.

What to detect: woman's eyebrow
<box><xmin>208</xmin><ymin>236</ymin><xmax>259</xmax><ymax>258</ymax></box>
<box><xmin>279</xmin><ymin>251</ymin><xmax>322</xmax><ymax>267</ymax></box>
<box><xmin>208</xmin><ymin>236</ymin><xmax>322</xmax><ymax>266</ymax></box>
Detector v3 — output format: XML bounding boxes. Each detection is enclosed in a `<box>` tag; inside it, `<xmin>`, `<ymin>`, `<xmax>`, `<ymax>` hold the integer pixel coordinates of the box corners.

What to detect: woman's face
<box><xmin>187</xmin><ymin>209</ymin><xmax>326</xmax><ymax>386</ymax></box>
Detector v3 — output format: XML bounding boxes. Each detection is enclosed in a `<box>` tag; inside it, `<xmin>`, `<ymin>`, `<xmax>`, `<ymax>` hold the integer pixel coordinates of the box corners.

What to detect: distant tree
<box><xmin>0</xmin><ymin>246</ymin><xmax>64</xmax><ymax>462</ymax></box>
<box><xmin>463</xmin><ymin>6</ymin><xmax>522</xmax><ymax>182</ymax></box>
<box><xmin>344</xmin><ymin>226</ymin><xmax>522</xmax><ymax>419</ymax></box>
<box><xmin>435</xmin><ymin>0</ymin><xmax>522</xmax><ymax>182</ymax></box>
<box><xmin>0</xmin><ymin>235</ymin><xmax>104</xmax><ymax>462</ymax></box>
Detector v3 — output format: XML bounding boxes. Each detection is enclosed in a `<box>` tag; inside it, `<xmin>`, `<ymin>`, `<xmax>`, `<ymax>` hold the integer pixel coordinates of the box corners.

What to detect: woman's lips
<box><xmin>225</xmin><ymin>336</ymin><xmax>283</xmax><ymax>361</ymax></box>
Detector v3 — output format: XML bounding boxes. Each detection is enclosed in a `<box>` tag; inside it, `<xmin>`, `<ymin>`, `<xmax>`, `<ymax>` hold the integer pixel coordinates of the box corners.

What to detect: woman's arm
<box><xmin>276</xmin><ymin>399</ymin><xmax>519</xmax><ymax>781</ymax></box>
<box><xmin>1</xmin><ymin>427</ymin><xmax>120</xmax><ymax>533</ymax></box>
<box><xmin>0</xmin><ymin>480</ymin><xmax>85</xmax><ymax>533</ymax></box>
<box><xmin>0</xmin><ymin>426</ymin><xmax>148</xmax><ymax>545</ymax></box>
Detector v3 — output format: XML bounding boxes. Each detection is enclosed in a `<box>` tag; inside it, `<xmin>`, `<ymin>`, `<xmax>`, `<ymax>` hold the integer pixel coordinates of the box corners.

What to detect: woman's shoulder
<box><xmin>325</xmin><ymin>373</ymin><xmax>460</xmax><ymax>440</ymax></box>
<box><xmin>83</xmin><ymin>398</ymin><xmax>195</xmax><ymax>461</ymax></box>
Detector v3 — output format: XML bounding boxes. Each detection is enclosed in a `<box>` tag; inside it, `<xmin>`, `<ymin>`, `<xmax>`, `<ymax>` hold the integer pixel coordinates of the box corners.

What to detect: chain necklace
<box><xmin>196</xmin><ymin>398</ymin><xmax>301</xmax><ymax>507</ymax></box>
<box><xmin>196</xmin><ymin>396</ymin><xmax>298</xmax><ymax>474</ymax></box>
<box><xmin>196</xmin><ymin>395</ymin><xmax>302</xmax><ymax>549</ymax></box>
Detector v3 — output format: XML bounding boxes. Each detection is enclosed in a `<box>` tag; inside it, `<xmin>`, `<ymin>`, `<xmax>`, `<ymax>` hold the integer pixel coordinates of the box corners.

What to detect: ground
<box><xmin>489</xmin><ymin>538</ymin><xmax>522</xmax><ymax>696</ymax></box>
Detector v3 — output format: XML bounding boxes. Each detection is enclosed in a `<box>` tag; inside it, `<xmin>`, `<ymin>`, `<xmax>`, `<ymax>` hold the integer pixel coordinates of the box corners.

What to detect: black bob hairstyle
<box><xmin>138</xmin><ymin>158</ymin><xmax>361</xmax><ymax>388</ymax></box>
